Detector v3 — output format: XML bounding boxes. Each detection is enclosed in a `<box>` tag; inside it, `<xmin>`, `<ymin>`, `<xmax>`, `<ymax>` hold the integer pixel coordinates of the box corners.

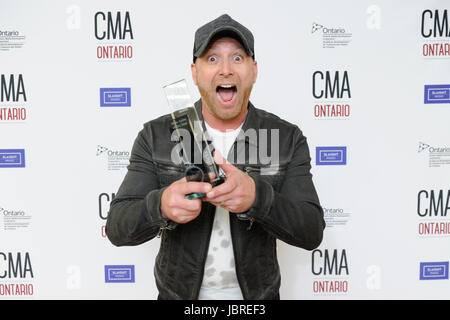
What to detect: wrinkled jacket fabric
<box><xmin>106</xmin><ymin>100</ymin><xmax>325</xmax><ymax>299</ymax></box>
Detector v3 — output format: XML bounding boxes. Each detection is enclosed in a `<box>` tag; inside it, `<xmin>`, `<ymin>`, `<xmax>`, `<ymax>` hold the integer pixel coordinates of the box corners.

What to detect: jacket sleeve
<box><xmin>246</xmin><ymin>127</ymin><xmax>325</xmax><ymax>250</ymax></box>
<box><xmin>105</xmin><ymin>127</ymin><xmax>168</xmax><ymax>246</ymax></box>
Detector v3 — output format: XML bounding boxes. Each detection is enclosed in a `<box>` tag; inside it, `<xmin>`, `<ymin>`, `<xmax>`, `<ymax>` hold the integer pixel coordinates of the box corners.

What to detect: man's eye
<box><xmin>208</xmin><ymin>56</ymin><xmax>217</xmax><ymax>62</ymax></box>
<box><xmin>234</xmin><ymin>55</ymin><xmax>243</xmax><ymax>62</ymax></box>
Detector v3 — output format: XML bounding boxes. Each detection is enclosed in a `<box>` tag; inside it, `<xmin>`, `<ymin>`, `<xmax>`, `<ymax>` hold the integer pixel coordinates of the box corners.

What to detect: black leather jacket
<box><xmin>105</xmin><ymin>100</ymin><xmax>325</xmax><ymax>299</ymax></box>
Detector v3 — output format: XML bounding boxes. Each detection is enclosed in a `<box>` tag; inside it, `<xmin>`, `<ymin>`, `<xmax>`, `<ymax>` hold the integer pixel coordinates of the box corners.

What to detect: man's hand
<box><xmin>205</xmin><ymin>151</ymin><xmax>256</xmax><ymax>213</ymax></box>
<box><xmin>161</xmin><ymin>177</ymin><xmax>212</xmax><ymax>224</ymax></box>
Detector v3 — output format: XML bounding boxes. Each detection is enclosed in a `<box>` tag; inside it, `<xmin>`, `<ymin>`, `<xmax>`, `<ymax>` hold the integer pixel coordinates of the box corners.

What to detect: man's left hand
<box><xmin>205</xmin><ymin>151</ymin><xmax>256</xmax><ymax>213</ymax></box>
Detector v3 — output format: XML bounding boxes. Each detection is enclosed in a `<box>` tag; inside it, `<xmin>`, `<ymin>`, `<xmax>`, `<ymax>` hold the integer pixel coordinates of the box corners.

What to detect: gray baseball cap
<box><xmin>193</xmin><ymin>14</ymin><xmax>255</xmax><ymax>62</ymax></box>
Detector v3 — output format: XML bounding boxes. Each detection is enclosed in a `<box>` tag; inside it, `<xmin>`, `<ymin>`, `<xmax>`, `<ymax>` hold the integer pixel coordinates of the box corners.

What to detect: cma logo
<box><xmin>312</xmin><ymin>71</ymin><xmax>351</xmax><ymax>99</ymax></box>
<box><xmin>1</xmin><ymin>74</ymin><xmax>27</xmax><ymax>102</ymax></box>
<box><xmin>99</xmin><ymin>193</ymin><xmax>115</xmax><ymax>220</ymax></box>
<box><xmin>94</xmin><ymin>11</ymin><xmax>133</xmax><ymax>40</ymax></box>
<box><xmin>312</xmin><ymin>249</ymin><xmax>349</xmax><ymax>276</ymax></box>
<box><xmin>421</xmin><ymin>9</ymin><xmax>449</xmax><ymax>38</ymax></box>
<box><xmin>417</xmin><ymin>190</ymin><xmax>450</xmax><ymax>217</ymax></box>
<box><xmin>99</xmin><ymin>193</ymin><xmax>115</xmax><ymax>238</ymax></box>
<box><xmin>0</xmin><ymin>252</ymin><xmax>34</xmax><ymax>279</ymax></box>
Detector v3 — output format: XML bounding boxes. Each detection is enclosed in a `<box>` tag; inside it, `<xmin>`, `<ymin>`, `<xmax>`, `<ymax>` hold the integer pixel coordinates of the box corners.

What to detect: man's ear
<box><xmin>191</xmin><ymin>63</ymin><xmax>197</xmax><ymax>85</ymax></box>
<box><xmin>253</xmin><ymin>60</ymin><xmax>258</xmax><ymax>84</ymax></box>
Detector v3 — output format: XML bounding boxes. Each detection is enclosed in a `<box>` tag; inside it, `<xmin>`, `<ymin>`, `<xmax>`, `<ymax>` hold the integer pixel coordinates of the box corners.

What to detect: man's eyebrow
<box><xmin>231</xmin><ymin>46</ymin><xmax>245</xmax><ymax>52</ymax></box>
<box><xmin>204</xmin><ymin>50</ymin><xmax>217</xmax><ymax>56</ymax></box>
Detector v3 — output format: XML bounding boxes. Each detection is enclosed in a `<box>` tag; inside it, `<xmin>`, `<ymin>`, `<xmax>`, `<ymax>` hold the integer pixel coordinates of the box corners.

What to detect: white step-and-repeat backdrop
<box><xmin>1</xmin><ymin>0</ymin><xmax>449</xmax><ymax>299</ymax></box>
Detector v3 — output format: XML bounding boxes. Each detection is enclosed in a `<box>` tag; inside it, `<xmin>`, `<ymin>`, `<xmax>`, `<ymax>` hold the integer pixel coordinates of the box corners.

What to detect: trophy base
<box><xmin>185</xmin><ymin>192</ymin><xmax>206</xmax><ymax>200</ymax></box>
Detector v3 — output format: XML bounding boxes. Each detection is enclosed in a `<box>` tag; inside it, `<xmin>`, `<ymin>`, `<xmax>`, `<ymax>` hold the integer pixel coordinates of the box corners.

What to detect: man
<box><xmin>106</xmin><ymin>14</ymin><xmax>325</xmax><ymax>300</ymax></box>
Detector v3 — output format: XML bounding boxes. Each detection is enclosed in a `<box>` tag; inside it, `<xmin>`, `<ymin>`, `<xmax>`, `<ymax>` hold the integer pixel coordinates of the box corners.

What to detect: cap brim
<box><xmin>193</xmin><ymin>26</ymin><xmax>254</xmax><ymax>58</ymax></box>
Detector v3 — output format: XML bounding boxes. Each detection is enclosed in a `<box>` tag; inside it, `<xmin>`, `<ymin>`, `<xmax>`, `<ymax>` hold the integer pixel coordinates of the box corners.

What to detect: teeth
<box><xmin>219</xmin><ymin>85</ymin><xmax>234</xmax><ymax>88</ymax></box>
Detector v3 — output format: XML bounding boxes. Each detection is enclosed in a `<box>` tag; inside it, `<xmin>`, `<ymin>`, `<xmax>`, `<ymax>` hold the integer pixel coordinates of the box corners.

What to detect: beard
<box><xmin>198</xmin><ymin>83</ymin><xmax>253</xmax><ymax>121</ymax></box>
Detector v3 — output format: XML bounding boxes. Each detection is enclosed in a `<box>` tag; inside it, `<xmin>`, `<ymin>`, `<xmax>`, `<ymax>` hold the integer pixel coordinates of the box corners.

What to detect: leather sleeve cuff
<box><xmin>145</xmin><ymin>186</ymin><xmax>178</xmax><ymax>230</ymax></box>
<box><xmin>145</xmin><ymin>187</ymin><xmax>169</xmax><ymax>227</ymax></box>
<box><xmin>247</xmin><ymin>175</ymin><xmax>274</xmax><ymax>220</ymax></box>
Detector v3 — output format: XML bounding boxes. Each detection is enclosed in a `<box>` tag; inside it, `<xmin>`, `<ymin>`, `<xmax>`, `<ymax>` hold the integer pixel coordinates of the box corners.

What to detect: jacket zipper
<box><xmin>246</xmin><ymin>218</ymin><xmax>254</xmax><ymax>231</ymax></box>
<box><xmin>244</xmin><ymin>166</ymin><xmax>260</xmax><ymax>173</ymax></box>
<box><xmin>244</xmin><ymin>164</ymin><xmax>287</xmax><ymax>175</ymax></box>
<box><xmin>154</xmin><ymin>161</ymin><xmax>185</xmax><ymax>173</ymax></box>
<box><xmin>157</xmin><ymin>218</ymin><xmax>178</xmax><ymax>238</ymax></box>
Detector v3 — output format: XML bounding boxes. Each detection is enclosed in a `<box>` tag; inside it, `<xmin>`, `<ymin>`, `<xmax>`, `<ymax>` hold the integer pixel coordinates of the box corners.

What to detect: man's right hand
<box><xmin>160</xmin><ymin>177</ymin><xmax>212</xmax><ymax>224</ymax></box>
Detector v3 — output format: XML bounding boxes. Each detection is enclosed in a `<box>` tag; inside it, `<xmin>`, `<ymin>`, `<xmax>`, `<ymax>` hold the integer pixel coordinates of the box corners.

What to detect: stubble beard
<box><xmin>199</xmin><ymin>84</ymin><xmax>253</xmax><ymax>121</ymax></box>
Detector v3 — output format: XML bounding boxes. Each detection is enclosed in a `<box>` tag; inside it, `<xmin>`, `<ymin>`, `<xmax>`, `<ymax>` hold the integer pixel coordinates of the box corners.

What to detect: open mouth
<box><xmin>216</xmin><ymin>84</ymin><xmax>237</xmax><ymax>105</ymax></box>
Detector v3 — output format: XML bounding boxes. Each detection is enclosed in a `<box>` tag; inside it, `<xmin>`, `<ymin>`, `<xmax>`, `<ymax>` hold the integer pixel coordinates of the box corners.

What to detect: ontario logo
<box><xmin>418</xmin><ymin>141</ymin><xmax>450</xmax><ymax>168</ymax></box>
<box><xmin>96</xmin><ymin>145</ymin><xmax>130</xmax><ymax>171</ymax></box>
<box><xmin>311</xmin><ymin>21</ymin><xmax>352</xmax><ymax>48</ymax></box>
<box><xmin>0</xmin><ymin>30</ymin><xmax>26</xmax><ymax>52</ymax></box>
<box><xmin>322</xmin><ymin>206</ymin><xmax>351</xmax><ymax>228</ymax></box>
<box><xmin>0</xmin><ymin>205</ymin><xmax>31</xmax><ymax>231</ymax></box>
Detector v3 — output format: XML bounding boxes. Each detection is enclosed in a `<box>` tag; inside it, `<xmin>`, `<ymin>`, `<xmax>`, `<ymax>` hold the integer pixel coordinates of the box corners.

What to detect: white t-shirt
<box><xmin>198</xmin><ymin>121</ymin><xmax>244</xmax><ymax>300</ymax></box>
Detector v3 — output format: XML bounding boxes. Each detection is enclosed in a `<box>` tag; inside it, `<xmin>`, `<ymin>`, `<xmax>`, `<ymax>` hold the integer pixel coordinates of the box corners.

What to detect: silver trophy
<box><xmin>163</xmin><ymin>79</ymin><xmax>225</xmax><ymax>199</ymax></box>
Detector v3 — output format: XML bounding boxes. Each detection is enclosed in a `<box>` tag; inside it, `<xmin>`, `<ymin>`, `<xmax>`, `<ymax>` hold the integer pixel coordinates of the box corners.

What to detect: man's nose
<box><xmin>219</xmin><ymin>59</ymin><xmax>233</xmax><ymax>76</ymax></box>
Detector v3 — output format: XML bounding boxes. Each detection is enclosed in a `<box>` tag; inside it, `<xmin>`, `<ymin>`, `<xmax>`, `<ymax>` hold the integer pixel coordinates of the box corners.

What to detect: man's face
<box><xmin>191</xmin><ymin>37</ymin><xmax>258</xmax><ymax>121</ymax></box>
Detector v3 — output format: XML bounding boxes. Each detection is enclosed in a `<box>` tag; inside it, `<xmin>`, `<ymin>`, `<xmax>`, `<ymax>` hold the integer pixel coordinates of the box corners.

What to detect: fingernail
<box><xmin>207</xmin><ymin>191</ymin><xmax>214</xmax><ymax>198</ymax></box>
